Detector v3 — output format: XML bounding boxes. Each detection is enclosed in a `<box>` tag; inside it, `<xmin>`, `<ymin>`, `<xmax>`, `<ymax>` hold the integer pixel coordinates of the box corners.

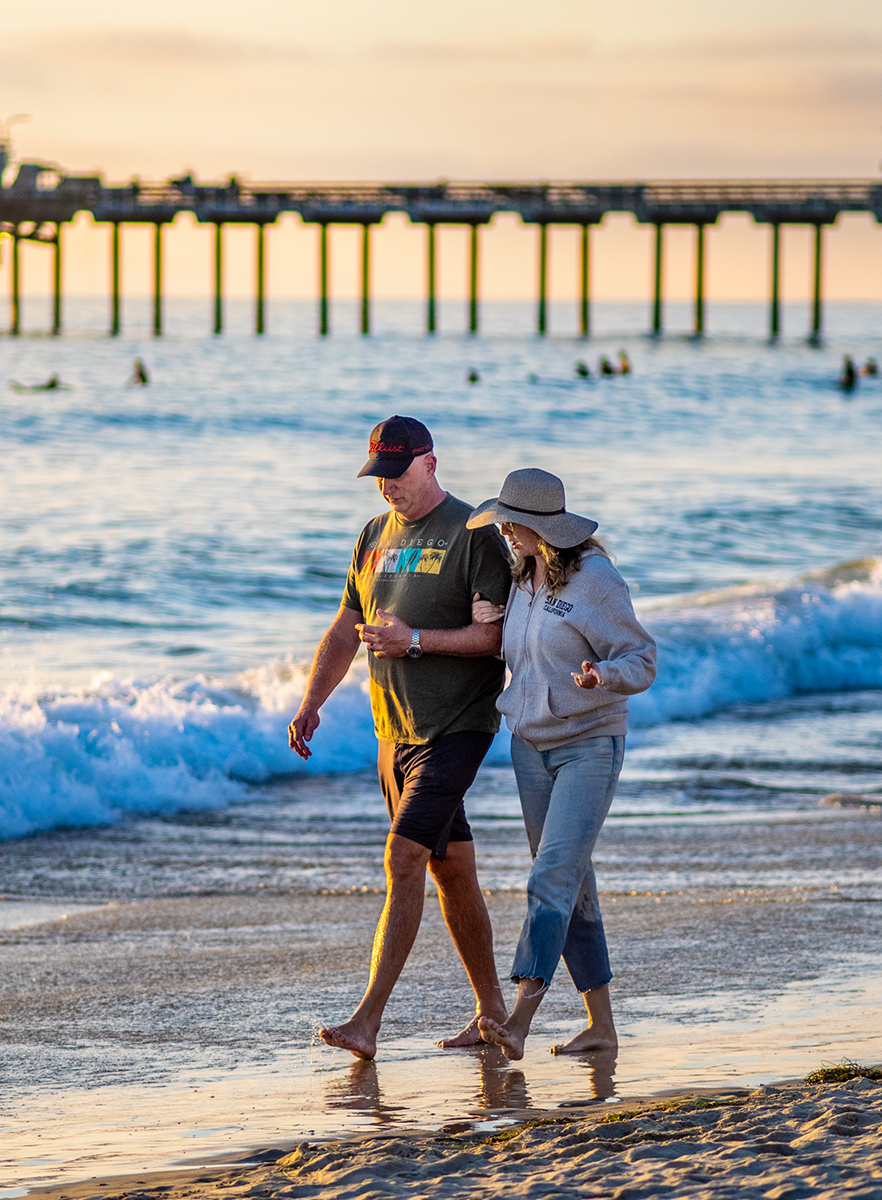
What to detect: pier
<box><xmin>2</xmin><ymin>145</ymin><xmax>881</xmax><ymax>340</ymax></box>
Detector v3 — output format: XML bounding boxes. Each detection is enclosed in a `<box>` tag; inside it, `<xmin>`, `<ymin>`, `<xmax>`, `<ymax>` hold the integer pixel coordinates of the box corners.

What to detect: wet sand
<box><xmin>25</xmin><ymin>1076</ymin><xmax>882</xmax><ymax>1200</ymax></box>
<box><xmin>3</xmin><ymin>884</ymin><xmax>882</xmax><ymax>1192</ymax></box>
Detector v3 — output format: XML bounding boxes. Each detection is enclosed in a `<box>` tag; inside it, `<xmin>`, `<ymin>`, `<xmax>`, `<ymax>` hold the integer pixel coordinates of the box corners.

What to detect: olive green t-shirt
<box><xmin>342</xmin><ymin>493</ymin><xmax>511</xmax><ymax>744</ymax></box>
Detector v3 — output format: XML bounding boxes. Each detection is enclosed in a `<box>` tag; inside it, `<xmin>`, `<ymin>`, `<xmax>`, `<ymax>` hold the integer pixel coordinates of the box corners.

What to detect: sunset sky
<box><xmin>3</xmin><ymin>0</ymin><xmax>882</xmax><ymax>302</ymax></box>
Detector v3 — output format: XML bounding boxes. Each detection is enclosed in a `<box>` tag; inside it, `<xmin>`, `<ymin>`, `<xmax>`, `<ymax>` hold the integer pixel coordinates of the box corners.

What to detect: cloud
<box><xmin>367</xmin><ymin>36</ymin><xmax>598</xmax><ymax>66</ymax></box>
<box><xmin>2</xmin><ymin>24</ymin><xmax>881</xmax><ymax>181</ymax></box>
<box><xmin>661</xmin><ymin>27</ymin><xmax>882</xmax><ymax>61</ymax></box>
<box><xmin>3</xmin><ymin>26</ymin><xmax>312</xmax><ymax>72</ymax></box>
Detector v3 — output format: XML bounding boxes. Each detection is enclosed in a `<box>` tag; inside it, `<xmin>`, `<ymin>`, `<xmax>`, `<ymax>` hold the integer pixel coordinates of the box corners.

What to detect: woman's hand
<box><xmin>572</xmin><ymin>660</ymin><xmax>603</xmax><ymax>689</ymax></box>
<box><xmin>472</xmin><ymin>592</ymin><xmax>506</xmax><ymax>624</ymax></box>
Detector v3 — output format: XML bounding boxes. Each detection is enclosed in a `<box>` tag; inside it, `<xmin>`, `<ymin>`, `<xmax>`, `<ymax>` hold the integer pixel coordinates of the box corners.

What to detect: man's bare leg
<box><xmin>551</xmin><ymin>984</ymin><xmax>618</xmax><ymax>1054</ymax></box>
<box><xmin>320</xmin><ymin>833</ymin><xmax>431</xmax><ymax>1060</ymax></box>
<box><xmin>478</xmin><ymin>976</ymin><xmax>547</xmax><ymax>1061</ymax></box>
<box><xmin>429</xmin><ymin>840</ymin><xmax>508</xmax><ymax>1048</ymax></box>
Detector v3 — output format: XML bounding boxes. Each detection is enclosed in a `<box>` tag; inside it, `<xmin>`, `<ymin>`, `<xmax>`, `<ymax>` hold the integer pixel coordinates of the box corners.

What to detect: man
<box><xmin>288</xmin><ymin>415</ymin><xmax>512</xmax><ymax>1060</ymax></box>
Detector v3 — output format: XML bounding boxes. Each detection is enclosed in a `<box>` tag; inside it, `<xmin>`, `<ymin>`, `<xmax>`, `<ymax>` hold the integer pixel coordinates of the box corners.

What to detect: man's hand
<box><xmin>572</xmin><ymin>660</ymin><xmax>603</xmax><ymax>690</ymax></box>
<box><xmin>289</xmin><ymin>706</ymin><xmax>321</xmax><ymax>759</ymax></box>
<box><xmin>355</xmin><ymin>608</ymin><xmax>412</xmax><ymax>658</ymax></box>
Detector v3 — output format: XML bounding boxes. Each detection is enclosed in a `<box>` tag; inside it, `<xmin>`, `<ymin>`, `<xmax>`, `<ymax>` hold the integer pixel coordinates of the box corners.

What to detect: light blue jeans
<box><xmin>510</xmin><ymin>734</ymin><xmax>625</xmax><ymax>993</ymax></box>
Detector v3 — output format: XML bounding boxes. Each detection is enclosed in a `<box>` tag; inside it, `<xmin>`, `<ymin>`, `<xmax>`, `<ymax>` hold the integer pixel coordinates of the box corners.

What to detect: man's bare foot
<box><xmin>550</xmin><ymin>1029</ymin><xmax>618</xmax><ymax>1055</ymax></box>
<box><xmin>478</xmin><ymin>1016</ymin><xmax>526</xmax><ymax>1061</ymax></box>
<box><xmin>319</xmin><ymin>1022</ymin><xmax>377</xmax><ymax>1061</ymax></box>
<box><xmin>436</xmin><ymin>1015</ymin><xmax>484</xmax><ymax>1049</ymax></box>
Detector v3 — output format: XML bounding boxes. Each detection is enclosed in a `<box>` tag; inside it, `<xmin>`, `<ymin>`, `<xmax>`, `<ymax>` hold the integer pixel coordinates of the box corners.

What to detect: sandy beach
<box><xmin>3</xmin><ymin>870</ymin><xmax>881</xmax><ymax>1193</ymax></box>
<box><xmin>25</xmin><ymin>1075</ymin><xmax>882</xmax><ymax>1200</ymax></box>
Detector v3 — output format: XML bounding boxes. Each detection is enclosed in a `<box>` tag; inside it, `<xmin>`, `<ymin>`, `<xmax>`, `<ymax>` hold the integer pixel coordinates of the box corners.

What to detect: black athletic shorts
<box><xmin>377</xmin><ymin>730</ymin><xmax>495</xmax><ymax>862</ymax></box>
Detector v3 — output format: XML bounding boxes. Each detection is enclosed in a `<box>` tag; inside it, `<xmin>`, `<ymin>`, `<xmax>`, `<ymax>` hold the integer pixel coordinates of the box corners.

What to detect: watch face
<box><xmin>406</xmin><ymin>645</ymin><xmax>423</xmax><ymax>658</ymax></box>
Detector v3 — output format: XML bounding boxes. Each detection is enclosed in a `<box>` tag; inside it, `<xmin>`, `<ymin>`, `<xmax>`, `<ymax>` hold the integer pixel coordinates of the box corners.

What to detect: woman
<box><xmin>466</xmin><ymin>468</ymin><xmax>656</xmax><ymax>1060</ymax></box>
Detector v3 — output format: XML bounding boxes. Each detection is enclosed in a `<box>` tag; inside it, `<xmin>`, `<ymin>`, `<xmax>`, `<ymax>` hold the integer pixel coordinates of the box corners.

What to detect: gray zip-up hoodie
<box><xmin>498</xmin><ymin>550</ymin><xmax>656</xmax><ymax>750</ymax></box>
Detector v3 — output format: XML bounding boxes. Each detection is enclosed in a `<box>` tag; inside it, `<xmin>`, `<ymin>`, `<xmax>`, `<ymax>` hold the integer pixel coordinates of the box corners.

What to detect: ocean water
<box><xmin>2</xmin><ymin>300</ymin><xmax>882</xmax><ymax>1189</ymax></box>
<box><xmin>1</xmin><ymin>298</ymin><xmax>881</xmax><ymax>847</ymax></box>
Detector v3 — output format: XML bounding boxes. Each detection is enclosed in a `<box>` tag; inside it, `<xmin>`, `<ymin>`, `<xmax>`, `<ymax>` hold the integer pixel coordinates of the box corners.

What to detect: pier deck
<box><xmin>2</xmin><ymin>152</ymin><xmax>881</xmax><ymax>338</ymax></box>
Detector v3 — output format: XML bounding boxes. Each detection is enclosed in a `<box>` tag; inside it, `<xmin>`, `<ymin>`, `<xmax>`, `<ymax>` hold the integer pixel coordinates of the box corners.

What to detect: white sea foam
<box><xmin>631</xmin><ymin>556</ymin><xmax>882</xmax><ymax>724</ymax></box>
<box><xmin>2</xmin><ymin>559</ymin><xmax>881</xmax><ymax>839</ymax></box>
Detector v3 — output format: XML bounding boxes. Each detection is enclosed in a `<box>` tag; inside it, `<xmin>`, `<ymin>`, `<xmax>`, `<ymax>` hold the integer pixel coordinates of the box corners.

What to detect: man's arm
<box><xmin>356</xmin><ymin>608</ymin><xmax>501</xmax><ymax>658</ymax></box>
<box><xmin>288</xmin><ymin>606</ymin><xmax>362</xmax><ymax>759</ymax></box>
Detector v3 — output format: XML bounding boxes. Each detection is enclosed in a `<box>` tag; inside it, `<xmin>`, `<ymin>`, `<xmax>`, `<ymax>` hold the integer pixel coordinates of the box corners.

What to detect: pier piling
<box><xmin>319</xmin><ymin>224</ymin><xmax>329</xmax><ymax>337</ymax></box>
<box><xmin>468</xmin><ymin>224</ymin><xmax>480</xmax><ymax>335</ymax></box>
<box><xmin>52</xmin><ymin>224</ymin><xmax>62</xmax><ymax>335</ymax></box>
<box><xmin>770</xmin><ymin>224</ymin><xmax>781</xmax><ymax>340</ymax></box>
<box><xmin>110</xmin><ymin>223</ymin><xmax>121</xmax><ymax>336</ymax></box>
<box><xmin>213</xmin><ymin>223</ymin><xmax>224</xmax><ymax>335</ymax></box>
<box><xmin>10</xmin><ymin>230</ymin><xmax>20</xmax><ymax>335</ymax></box>
<box><xmin>153</xmin><ymin>223</ymin><xmax>163</xmax><ymax>337</ymax></box>
<box><xmin>810</xmin><ymin>224</ymin><xmax>824</xmax><ymax>344</ymax></box>
<box><xmin>537</xmin><ymin>223</ymin><xmax>548</xmax><ymax>336</ymax></box>
<box><xmin>652</xmin><ymin>223</ymin><xmax>664</xmax><ymax>335</ymax></box>
<box><xmin>580</xmin><ymin>224</ymin><xmax>591</xmax><ymax>337</ymax></box>
<box><xmin>361</xmin><ymin>223</ymin><xmax>371</xmax><ymax>336</ymax></box>
<box><xmin>426</xmin><ymin>223</ymin><xmax>437</xmax><ymax>334</ymax></box>
<box><xmin>694</xmin><ymin>224</ymin><xmax>706</xmax><ymax>337</ymax></box>
<box><xmin>255</xmin><ymin>224</ymin><xmax>265</xmax><ymax>335</ymax></box>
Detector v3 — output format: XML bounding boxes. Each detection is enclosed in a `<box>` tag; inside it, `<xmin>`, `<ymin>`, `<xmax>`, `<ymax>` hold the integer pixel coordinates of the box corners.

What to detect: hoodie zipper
<box><xmin>513</xmin><ymin>580</ymin><xmax>543</xmax><ymax>730</ymax></box>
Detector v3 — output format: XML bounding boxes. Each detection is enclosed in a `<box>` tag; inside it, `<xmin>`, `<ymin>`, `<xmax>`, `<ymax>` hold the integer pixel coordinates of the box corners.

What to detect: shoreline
<box><xmin>23</xmin><ymin>1076</ymin><xmax>882</xmax><ymax>1200</ymax></box>
<box><xmin>3</xmin><ymin>888</ymin><xmax>882</xmax><ymax>1192</ymax></box>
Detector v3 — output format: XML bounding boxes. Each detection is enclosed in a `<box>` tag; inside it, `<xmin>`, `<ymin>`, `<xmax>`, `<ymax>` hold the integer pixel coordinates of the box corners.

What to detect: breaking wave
<box><xmin>2</xmin><ymin>557</ymin><xmax>881</xmax><ymax>839</ymax></box>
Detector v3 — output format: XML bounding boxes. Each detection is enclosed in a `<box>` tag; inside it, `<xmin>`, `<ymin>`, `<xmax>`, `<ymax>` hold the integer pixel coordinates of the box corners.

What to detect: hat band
<box><xmin>500</xmin><ymin>501</ymin><xmax>566</xmax><ymax>517</ymax></box>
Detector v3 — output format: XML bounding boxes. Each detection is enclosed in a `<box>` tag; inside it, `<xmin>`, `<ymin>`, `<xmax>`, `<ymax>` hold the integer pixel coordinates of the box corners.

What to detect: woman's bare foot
<box><xmin>550</xmin><ymin>1028</ymin><xmax>618</xmax><ymax>1055</ymax></box>
<box><xmin>478</xmin><ymin>1016</ymin><xmax>527</xmax><ymax>1061</ymax></box>
<box><xmin>319</xmin><ymin>1021</ymin><xmax>377</xmax><ymax>1061</ymax></box>
<box><xmin>552</xmin><ymin>984</ymin><xmax>617</xmax><ymax>1055</ymax></box>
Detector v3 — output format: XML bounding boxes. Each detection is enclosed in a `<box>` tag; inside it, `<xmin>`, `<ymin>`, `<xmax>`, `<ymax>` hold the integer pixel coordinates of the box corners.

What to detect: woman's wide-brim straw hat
<box><xmin>467</xmin><ymin>468</ymin><xmax>598</xmax><ymax>549</ymax></box>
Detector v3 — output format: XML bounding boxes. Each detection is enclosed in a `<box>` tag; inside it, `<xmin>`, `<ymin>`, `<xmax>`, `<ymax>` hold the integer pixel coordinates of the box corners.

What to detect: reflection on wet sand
<box><xmin>322</xmin><ymin>1045</ymin><xmax>538</xmax><ymax>1128</ymax></box>
<box><xmin>321</xmin><ymin>1044</ymin><xmax>617</xmax><ymax>1130</ymax></box>
<box><xmin>557</xmin><ymin>1048</ymin><xmax>618</xmax><ymax>1107</ymax></box>
<box><xmin>470</xmin><ymin>1044</ymin><xmax>531</xmax><ymax>1111</ymax></box>
<box><xmin>323</xmin><ymin>1059</ymin><xmax>406</xmax><ymax>1125</ymax></box>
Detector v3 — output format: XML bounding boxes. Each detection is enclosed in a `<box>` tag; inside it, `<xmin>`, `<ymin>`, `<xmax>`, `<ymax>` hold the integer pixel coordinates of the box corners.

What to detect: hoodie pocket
<box><xmin>546</xmin><ymin>684</ymin><xmax>597</xmax><ymax>721</ymax></box>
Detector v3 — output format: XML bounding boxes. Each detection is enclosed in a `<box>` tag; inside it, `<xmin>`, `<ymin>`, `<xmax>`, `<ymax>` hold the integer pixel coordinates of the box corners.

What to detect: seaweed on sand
<box><xmin>804</xmin><ymin>1060</ymin><xmax>882</xmax><ymax>1084</ymax></box>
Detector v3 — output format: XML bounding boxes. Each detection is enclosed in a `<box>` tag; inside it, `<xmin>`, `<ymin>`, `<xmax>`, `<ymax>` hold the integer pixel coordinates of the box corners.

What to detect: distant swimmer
<box><xmin>618</xmin><ymin>351</ymin><xmax>632</xmax><ymax>375</ymax></box>
<box><xmin>128</xmin><ymin>358</ymin><xmax>150</xmax><ymax>386</ymax></box>
<box><xmin>862</xmin><ymin>357</ymin><xmax>878</xmax><ymax>377</ymax></box>
<box><xmin>528</xmin><ymin>373</ymin><xmax>539</xmax><ymax>384</ymax></box>
<box><xmin>9</xmin><ymin>372</ymin><xmax>69</xmax><ymax>392</ymax></box>
<box><xmin>598</xmin><ymin>356</ymin><xmax>616</xmax><ymax>376</ymax></box>
<box><xmin>838</xmin><ymin>355</ymin><xmax>857</xmax><ymax>392</ymax></box>
<box><xmin>575</xmin><ymin>360</ymin><xmax>590</xmax><ymax>378</ymax></box>
<box><xmin>467</xmin><ymin>369</ymin><xmax>480</xmax><ymax>384</ymax></box>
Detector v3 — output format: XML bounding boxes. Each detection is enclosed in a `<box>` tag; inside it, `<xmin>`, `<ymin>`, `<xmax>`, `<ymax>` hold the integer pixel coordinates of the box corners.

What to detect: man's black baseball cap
<box><xmin>357</xmin><ymin>415</ymin><xmax>434</xmax><ymax>479</ymax></box>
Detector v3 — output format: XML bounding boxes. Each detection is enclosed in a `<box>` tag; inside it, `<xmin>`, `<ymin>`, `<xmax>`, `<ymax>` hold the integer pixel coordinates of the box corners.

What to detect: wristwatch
<box><xmin>406</xmin><ymin>628</ymin><xmax>423</xmax><ymax>659</ymax></box>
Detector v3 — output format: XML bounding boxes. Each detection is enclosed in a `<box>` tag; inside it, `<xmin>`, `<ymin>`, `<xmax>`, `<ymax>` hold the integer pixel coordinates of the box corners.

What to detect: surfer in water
<box><xmin>839</xmin><ymin>356</ymin><xmax>858</xmax><ymax>392</ymax></box>
<box><xmin>128</xmin><ymin>359</ymin><xmax>150</xmax><ymax>386</ymax></box>
<box><xmin>618</xmin><ymin>351</ymin><xmax>631</xmax><ymax>375</ymax></box>
<box><xmin>598</xmin><ymin>356</ymin><xmax>616</xmax><ymax>376</ymax></box>
<box><xmin>575</xmin><ymin>361</ymin><xmax>590</xmax><ymax>378</ymax></box>
<box><xmin>9</xmin><ymin>373</ymin><xmax>68</xmax><ymax>392</ymax></box>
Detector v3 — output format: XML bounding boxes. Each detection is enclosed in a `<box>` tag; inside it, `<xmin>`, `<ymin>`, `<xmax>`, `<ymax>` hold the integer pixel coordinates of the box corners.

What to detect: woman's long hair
<box><xmin>512</xmin><ymin>535</ymin><xmax>611</xmax><ymax>597</ymax></box>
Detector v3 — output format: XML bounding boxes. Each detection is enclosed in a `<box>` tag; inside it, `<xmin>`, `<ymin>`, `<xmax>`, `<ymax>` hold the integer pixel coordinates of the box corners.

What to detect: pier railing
<box><xmin>2</xmin><ymin>152</ymin><xmax>881</xmax><ymax>339</ymax></box>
